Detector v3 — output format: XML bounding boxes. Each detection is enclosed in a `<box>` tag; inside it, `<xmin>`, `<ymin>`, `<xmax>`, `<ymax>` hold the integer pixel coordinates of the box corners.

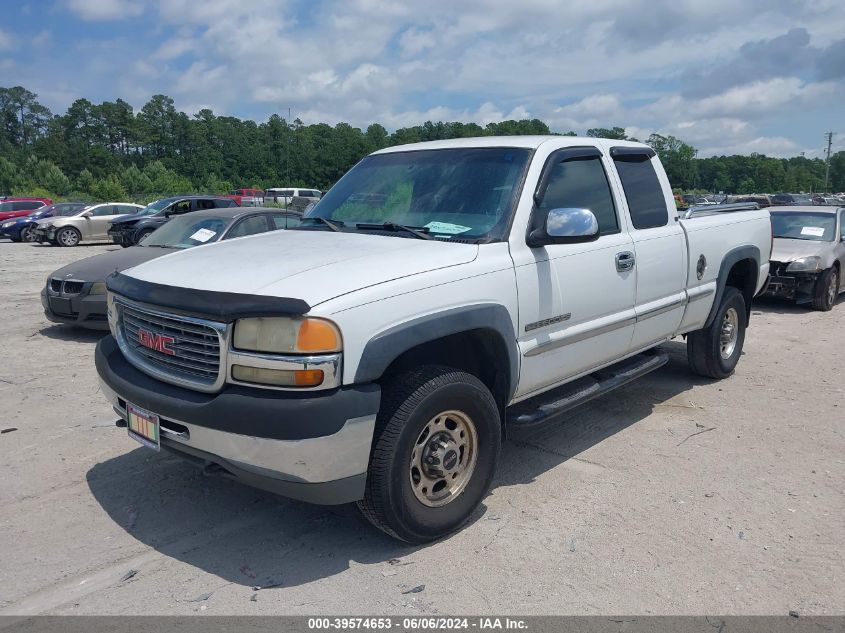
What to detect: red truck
<box><xmin>0</xmin><ymin>197</ymin><xmax>54</xmax><ymax>221</ymax></box>
<box><xmin>224</xmin><ymin>188</ymin><xmax>264</xmax><ymax>206</ymax></box>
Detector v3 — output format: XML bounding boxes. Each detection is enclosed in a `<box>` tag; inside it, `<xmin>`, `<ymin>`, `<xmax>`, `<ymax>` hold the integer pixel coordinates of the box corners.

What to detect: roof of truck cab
<box><xmin>372</xmin><ymin>135</ymin><xmax>651</xmax><ymax>154</ymax></box>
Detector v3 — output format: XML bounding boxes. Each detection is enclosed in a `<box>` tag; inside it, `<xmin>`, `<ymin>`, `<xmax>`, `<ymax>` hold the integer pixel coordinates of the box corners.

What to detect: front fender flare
<box><xmin>353</xmin><ymin>303</ymin><xmax>519</xmax><ymax>400</ymax></box>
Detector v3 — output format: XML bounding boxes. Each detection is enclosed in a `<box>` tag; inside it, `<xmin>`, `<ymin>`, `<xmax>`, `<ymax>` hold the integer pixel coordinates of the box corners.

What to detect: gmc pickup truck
<box><xmin>95</xmin><ymin>136</ymin><xmax>772</xmax><ymax>543</ymax></box>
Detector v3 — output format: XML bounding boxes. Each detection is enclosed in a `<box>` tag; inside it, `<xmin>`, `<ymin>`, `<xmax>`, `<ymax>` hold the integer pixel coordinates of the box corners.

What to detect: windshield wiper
<box><xmin>356</xmin><ymin>222</ymin><xmax>432</xmax><ymax>240</ymax></box>
<box><xmin>301</xmin><ymin>216</ymin><xmax>344</xmax><ymax>232</ymax></box>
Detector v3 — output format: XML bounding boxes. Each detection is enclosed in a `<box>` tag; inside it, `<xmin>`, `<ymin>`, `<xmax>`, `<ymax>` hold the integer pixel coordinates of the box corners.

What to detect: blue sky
<box><xmin>1</xmin><ymin>0</ymin><xmax>844</xmax><ymax>157</ymax></box>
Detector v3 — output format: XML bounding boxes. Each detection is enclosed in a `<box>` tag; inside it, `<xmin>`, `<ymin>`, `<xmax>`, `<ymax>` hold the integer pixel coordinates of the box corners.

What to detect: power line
<box><xmin>823</xmin><ymin>131</ymin><xmax>833</xmax><ymax>192</ymax></box>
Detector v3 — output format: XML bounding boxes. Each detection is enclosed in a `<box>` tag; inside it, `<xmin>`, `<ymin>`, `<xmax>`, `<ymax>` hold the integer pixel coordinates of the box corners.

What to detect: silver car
<box><xmin>763</xmin><ymin>206</ymin><xmax>845</xmax><ymax>310</ymax></box>
<box><xmin>33</xmin><ymin>202</ymin><xmax>144</xmax><ymax>246</ymax></box>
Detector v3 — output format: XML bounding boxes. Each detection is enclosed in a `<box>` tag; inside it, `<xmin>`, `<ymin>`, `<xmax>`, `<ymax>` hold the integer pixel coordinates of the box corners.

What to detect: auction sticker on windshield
<box><xmin>424</xmin><ymin>221</ymin><xmax>472</xmax><ymax>235</ymax></box>
<box><xmin>801</xmin><ymin>226</ymin><xmax>825</xmax><ymax>237</ymax></box>
<box><xmin>189</xmin><ymin>228</ymin><xmax>216</xmax><ymax>242</ymax></box>
<box><xmin>126</xmin><ymin>403</ymin><xmax>160</xmax><ymax>451</ymax></box>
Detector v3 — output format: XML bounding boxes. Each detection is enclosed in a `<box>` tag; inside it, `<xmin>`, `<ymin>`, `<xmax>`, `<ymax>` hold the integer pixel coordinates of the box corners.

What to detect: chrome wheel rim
<box><xmin>21</xmin><ymin>226</ymin><xmax>35</xmax><ymax>242</ymax></box>
<box><xmin>720</xmin><ymin>307</ymin><xmax>739</xmax><ymax>359</ymax></box>
<box><xmin>827</xmin><ymin>271</ymin><xmax>838</xmax><ymax>305</ymax></box>
<box><xmin>59</xmin><ymin>229</ymin><xmax>78</xmax><ymax>246</ymax></box>
<box><xmin>410</xmin><ymin>410</ymin><xmax>478</xmax><ymax>508</ymax></box>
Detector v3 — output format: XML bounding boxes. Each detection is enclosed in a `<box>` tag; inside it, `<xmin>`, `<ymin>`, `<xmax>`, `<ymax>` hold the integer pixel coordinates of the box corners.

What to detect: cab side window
<box><xmin>613</xmin><ymin>157</ymin><xmax>668</xmax><ymax>230</ymax></box>
<box><xmin>538</xmin><ymin>157</ymin><xmax>619</xmax><ymax>235</ymax></box>
<box><xmin>92</xmin><ymin>205</ymin><xmax>115</xmax><ymax>216</ymax></box>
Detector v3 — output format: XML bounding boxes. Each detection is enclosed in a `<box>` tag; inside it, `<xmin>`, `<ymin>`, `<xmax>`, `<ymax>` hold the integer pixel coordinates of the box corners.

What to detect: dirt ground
<box><xmin>0</xmin><ymin>239</ymin><xmax>842</xmax><ymax>616</ymax></box>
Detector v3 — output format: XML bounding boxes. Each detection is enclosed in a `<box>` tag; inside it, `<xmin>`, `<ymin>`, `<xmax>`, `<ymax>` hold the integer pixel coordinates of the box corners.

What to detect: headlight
<box><xmin>1</xmin><ymin>221</ymin><xmax>14</xmax><ymax>228</ymax></box>
<box><xmin>786</xmin><ymin>256</ymin><xmax>822</xmax><ymax>272</ymax></box>
<box><xmin>89</xmin><ymin>282</ymin><xmax>107</xmax><ymax>295</ymax></box>
<box><xmin>233</xmin><ymin>317</ymin><xmax>342</xmax><ymax>354</ymax></box>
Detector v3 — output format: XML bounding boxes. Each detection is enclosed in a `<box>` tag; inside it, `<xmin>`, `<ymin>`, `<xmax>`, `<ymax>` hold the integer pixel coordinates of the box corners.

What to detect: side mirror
<box><xmin>81</xmin><ymin>210</ymin><xmax>92</xmax><ymax>217</ymax></box>
<box><xmin>527</xmin><ymin>207</ymin><xmax>600</xmax><ymax>248</ymax></box>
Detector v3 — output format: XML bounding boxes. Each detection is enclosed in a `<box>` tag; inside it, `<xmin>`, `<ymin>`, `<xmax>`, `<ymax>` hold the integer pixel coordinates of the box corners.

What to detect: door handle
<box><xmin>616</xmin><ymin>251</ymin><xmax>635</xmax><ymax>272</ymax></box>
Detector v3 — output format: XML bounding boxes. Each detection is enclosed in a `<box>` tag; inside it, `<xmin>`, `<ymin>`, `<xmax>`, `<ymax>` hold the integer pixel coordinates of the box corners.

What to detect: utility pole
<box><xmin>823</xmin><ymin>131</ymin><xmax>833</xmax><ymax>192</ymax></box>
<box><xmin>286</xmin><ymin>107</ymin><xmax>292</xmax><ymax>185</ymax></box>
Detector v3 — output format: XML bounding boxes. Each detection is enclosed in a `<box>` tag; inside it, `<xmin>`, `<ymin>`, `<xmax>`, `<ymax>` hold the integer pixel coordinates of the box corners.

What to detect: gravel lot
<box><xmin>0</xmin><ymin>240</ymin><xmax>842</xmax><ymax>616</ymax></box>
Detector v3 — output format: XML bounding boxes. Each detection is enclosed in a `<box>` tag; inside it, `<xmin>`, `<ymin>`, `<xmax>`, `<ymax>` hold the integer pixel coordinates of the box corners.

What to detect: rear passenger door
<box><xmin>88</xmin><ymin>205</ymin><xmax>124</xmax><ymax>239</ymax></box>
<box><xmin>610</xmin><ymin>148</ymin><xmax>686</xmax><ymax>350</ymax></box>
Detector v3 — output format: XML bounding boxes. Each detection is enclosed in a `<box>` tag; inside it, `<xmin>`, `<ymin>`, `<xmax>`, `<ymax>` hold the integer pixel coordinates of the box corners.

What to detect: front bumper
<box><xmin>761</xmin><ymin>262</ymin><xmax>820</xmax><ymax>301</ymax></box>
<box><xmin>41</xmin><ymin>287</ymin><xmax>110</xmax><ymax>330</ymax></box>
<box><xmin>108</xmin><ymin>227</ymin><xmax>133</xmax><ymax>246</ymax></box>
<box><xmin>95</xmin><ymin>336</ymin><xmax>380</xmax><ymax>505</ymax></box>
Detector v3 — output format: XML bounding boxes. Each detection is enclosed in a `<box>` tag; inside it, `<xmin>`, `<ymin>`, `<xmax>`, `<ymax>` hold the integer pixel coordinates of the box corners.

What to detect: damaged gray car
<box><xmin>763</xmin><ymin>206</ymin><xmax>845</xmax><ymax>311</ymax></box>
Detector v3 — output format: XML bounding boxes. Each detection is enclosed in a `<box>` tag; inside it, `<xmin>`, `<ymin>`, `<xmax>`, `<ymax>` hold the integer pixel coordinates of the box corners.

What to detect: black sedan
<box><xmin>107</xmin><ymin>195</ymin><xmax>237</xmax><ymax>247</ymax></box>
<box><xmin>43</xmin><ymin>207</ymin><xmax>302</xmax><ymax>329</ymax></box>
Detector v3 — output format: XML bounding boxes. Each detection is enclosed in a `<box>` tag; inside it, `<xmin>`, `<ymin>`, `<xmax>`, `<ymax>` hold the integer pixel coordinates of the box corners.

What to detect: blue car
<box><xmin>0</xmin><ymin>202</ymin><xmax>89</xmax><ymax>242</ymax></box>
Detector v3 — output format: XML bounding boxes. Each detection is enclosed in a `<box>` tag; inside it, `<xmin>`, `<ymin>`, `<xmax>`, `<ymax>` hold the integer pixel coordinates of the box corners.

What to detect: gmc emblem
<box><xmin>138</xmin><ymin>329</ymin><xmax>176</xmax><ymax>356</ymax></box>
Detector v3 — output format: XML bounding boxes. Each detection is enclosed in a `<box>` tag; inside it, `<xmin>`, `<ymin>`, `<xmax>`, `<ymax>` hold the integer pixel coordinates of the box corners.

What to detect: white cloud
<box><xmin>66</xmin><ymin>0</ymin><xmax>144</xmax><ymax>21</ymax></box>
<box><xmin>0</xmin><ymin>29</ymin><xmax>12</xmax><ymax>50</ymax></box>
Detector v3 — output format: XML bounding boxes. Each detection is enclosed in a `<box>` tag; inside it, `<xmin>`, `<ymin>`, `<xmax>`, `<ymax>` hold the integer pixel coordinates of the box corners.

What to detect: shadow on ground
<box><xmin>38</xmin><ymin>324</ymin><xmax>108</xmax><ymax>342</ymax></box>
<box><xmin>752</xmin><ymin>294</ymin><xmax>845</xmax><ymax>315</ymax></box>
<box><xmin>86</xmin><ymin>340</ymin><xmax>712</xmax><ymax>590</ymax></box>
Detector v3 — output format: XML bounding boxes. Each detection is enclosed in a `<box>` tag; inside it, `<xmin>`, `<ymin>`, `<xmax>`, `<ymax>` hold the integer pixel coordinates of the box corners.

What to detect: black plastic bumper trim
<box><xmin>96</xmin><ymin>335</ymin><xmax>380</xmax><ymax>441</ymax></box>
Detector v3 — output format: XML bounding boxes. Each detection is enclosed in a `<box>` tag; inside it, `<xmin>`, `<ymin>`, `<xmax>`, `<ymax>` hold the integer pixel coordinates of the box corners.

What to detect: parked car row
<box><xmin>42</xmin><ymin>206</ymin><xmax>303</xmax><ymax>329</ymax></box>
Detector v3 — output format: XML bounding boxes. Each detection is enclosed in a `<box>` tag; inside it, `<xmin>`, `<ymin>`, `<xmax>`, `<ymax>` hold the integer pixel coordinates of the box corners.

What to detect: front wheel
<box><xmin>811</xmin><ymin>267</ymin><xmax>839</xmax><ymax>311</ymax></box>
<box><xmin>135</xmin><ymin>228</ymin><xmax>154</xmax><ymax>244</ymax></box>
<box><xmin>56</xmin><ymin>227</ymin><xmax>81</xmax><ymax>247</ymax></box>
<box><xmin>357</xmin><ymin>366</ymin><xmax>501</xmax><ymax>543</ymax></box>
<box><xmin>20</xmin><ymin>225</ymin><xmax>36</xmax><ymax>242</ymax></box>
<box><xmin>687</xmin><ymin>286</ymin><xmax>746</xmax><ymax>379</ymax></box>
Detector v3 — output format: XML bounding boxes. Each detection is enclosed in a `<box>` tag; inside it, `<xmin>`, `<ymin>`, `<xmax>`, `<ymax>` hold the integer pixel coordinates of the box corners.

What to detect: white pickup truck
<box><xmin>95</xmin><ymin>136</ymin><xmax>772</xmax><ymax>543</ymax></box>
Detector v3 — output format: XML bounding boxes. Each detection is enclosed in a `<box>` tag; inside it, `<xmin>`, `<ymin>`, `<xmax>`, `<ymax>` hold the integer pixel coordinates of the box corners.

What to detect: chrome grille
<box><xmin>119</xmin><ymin>302</ymin><xmax>221</xmax><ymax>386</ymax></box>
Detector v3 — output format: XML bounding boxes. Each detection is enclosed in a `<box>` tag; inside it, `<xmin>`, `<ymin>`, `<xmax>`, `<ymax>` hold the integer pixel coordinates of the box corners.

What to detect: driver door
<box><xmin>514</xmin><ymin>147</ymin><xmax>637</xmax><ymax>399</ymax></box>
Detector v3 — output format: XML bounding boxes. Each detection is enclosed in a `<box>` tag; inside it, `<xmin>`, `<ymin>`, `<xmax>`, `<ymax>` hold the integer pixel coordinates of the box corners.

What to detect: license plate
<box><xmin>48</xmin><ymin>296</ymin><xmax>73</xmax><ymax>314</ymax></box>
<box><xmin>126</xmin><ymin>403</ymin><xmax>160</xmax><ymax>451</ymax></box>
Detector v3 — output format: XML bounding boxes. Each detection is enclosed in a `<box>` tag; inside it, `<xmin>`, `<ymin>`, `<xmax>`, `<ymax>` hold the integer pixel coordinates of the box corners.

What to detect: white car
<box><xmin>263</xmin><ymin>187</ymin><xmax>321</xmax><ymax>207</ymax></box>
<box><xmin>96</xmin><ymin>136</ymin><xmax>772</xmax><ymax>542</ymax></box>
<box><xmin>33</xmin><ymin>202</ymin><xmax>144</xmax><ymax>246</ymax></box>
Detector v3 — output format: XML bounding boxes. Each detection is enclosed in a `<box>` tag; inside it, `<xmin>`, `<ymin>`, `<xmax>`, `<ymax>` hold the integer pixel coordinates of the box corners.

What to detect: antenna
<box><xmin>823</xmin><ymin>131</ymin><xmax>833</xmax><ymax>192</ymax></box>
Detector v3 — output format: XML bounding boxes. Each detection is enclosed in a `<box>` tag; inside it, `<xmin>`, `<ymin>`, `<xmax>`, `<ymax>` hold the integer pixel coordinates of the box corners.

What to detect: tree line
<box><xmin>1</xmin><ymin>85</ymin><xmax>843</xmax><ymax>203</ymax></box>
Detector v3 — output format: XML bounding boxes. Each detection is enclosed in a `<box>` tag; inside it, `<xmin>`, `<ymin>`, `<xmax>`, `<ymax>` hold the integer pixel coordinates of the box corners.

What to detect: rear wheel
<box><xmin>687</xmin><ymin>286</ymin><xmax>746</xmax><ymax>379</ymax></box>
<box><xmin>811</xmin><ymin>267</ymin><xmax>838</xmax><ymax>311</ymax></box>
<box><xmin>56</xmin><ymin>227</ymin><xmax>81</xmax><ymax>247</ymax></box>
<box><xmin>357</xmin><ymin>366</ymin><xmax>501</xmax><ymax>543</ymax></box>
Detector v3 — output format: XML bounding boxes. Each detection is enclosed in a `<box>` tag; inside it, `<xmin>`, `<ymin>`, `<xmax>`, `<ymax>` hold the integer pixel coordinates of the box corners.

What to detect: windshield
<box><xmin>141</xmin><ymin>214</ymin><xmax>229</xmax><ymax>248</ymax></box>
<box><xmin>137</xmin><ymin>199</ymin><xmax>173</xmax><ymax>216</ymax></box>
<box><xmin>771</xmin><ymin>212</ymin><xmax>836</xmax><ymax>241</ymax></box>
<box><xmin>304</xmin><ymin>147</ymin><xmax>531</xmax><ymax>241</ymax></box>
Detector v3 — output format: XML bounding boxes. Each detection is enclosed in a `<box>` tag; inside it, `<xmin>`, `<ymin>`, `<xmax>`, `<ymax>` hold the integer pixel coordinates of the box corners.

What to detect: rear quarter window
<box><xmin>613</xmin><ymin>157</ymin><xmax>668</xmax><ymax>230</ymax></box>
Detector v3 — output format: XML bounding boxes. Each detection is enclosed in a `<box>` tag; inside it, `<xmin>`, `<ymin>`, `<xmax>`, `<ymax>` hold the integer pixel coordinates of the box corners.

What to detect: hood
<box><xmin>52</xmin><ymin>246</ymin><xmax>177</xmax><ymax>282</ymax></box>
<box><xmin>771</xmin><ymin>238</ymin><xmax>833</xmax><ymax>262</ymax></box>
<box><xmin>123</xmin><ymin>230</ymin><xmax>479</xmax><ymax>307</ymax></box>
<box><xmin>111</xmin><ymin>212</ymin><xmax>152</xmax><ymax>226</ymax></box>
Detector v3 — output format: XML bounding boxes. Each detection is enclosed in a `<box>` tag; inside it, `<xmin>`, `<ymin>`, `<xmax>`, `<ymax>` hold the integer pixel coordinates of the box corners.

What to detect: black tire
<box><xmin>20</xmin><ymin>225</ymin><xmax>36</xmax><ymax>243</ymax></box>
<box><xmin>811</xmin><ymin>266</ymin><xmax>839</xmax><ymax>311</ymax></box>
<box><xmin>56</xmin><ymin>227</ymin><xmax>81</xmax><ymax>247</ymax></box>
<box><xmin>357</xmin><ymin>365</ymin><xmax>501</xmax><ymax>543</ymax></box>
<box><xmin>134</xmin><ymin>228</ymin><xmax>154</xmax><ymax>244</ymax></box>
<box><xmin>687</xmin><ymin>286</ymin><xmax>746</xmax><ymax>379</ymax></box>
